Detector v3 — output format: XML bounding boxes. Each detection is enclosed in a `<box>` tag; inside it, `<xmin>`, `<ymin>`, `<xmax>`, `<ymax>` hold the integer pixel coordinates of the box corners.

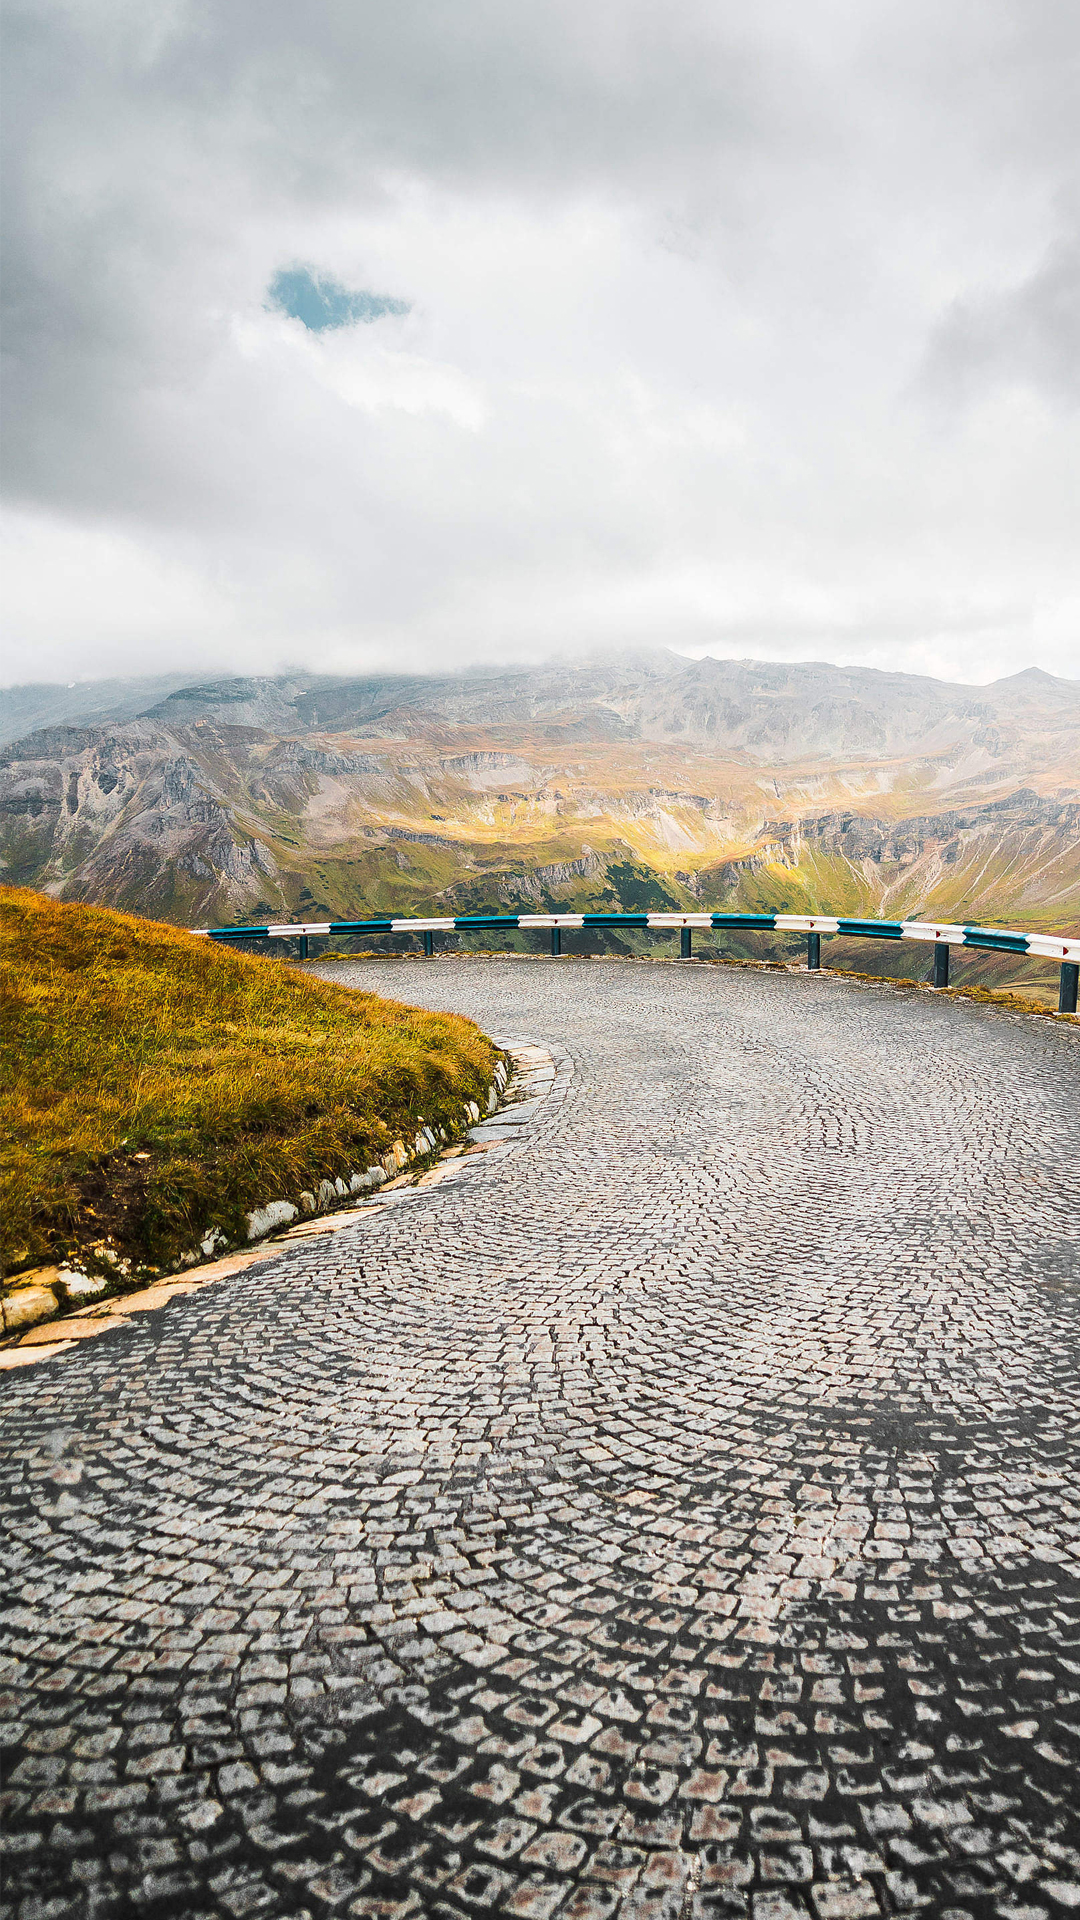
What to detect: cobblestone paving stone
<box><xmin>2</xmin><ymin>957</ymin><xmax>1079</xmax><ymax>1920</ymax></box>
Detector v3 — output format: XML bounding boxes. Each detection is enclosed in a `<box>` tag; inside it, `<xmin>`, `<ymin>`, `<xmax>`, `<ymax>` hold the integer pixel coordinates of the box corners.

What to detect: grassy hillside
<box><xmin>0</xmin><ymin>886</ymin><xmax>498</xmax><ymax>1281</ymax></box>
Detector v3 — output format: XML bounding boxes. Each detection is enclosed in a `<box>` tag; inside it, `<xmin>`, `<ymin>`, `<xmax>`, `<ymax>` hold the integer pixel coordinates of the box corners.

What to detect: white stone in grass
<box><xmin>300</xmin><ymin>1190</ymin><xmax>317</xmax><ymax>1212</ymax></box>
<box><xmin>59</xmin><ymin>1272</ymin><xmax>108</xmax><ymax>1302</ymax></box>
<box><xmin>245</xmin><ymin>1200</ymin><xmax>298</xmax><ymax>1240</ymax></box>
<box><xmin>1</xmin><ymin>1286</ymin><xmax>59</xmax><ymax>1333</ymax></box>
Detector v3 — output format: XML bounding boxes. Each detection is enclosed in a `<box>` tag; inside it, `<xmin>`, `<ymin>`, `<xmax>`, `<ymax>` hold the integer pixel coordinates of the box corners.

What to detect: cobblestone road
<box><xmin>3</xmin><ymin>958</ymin><xmax>1080</xmax><ymax>1920</ymax></box>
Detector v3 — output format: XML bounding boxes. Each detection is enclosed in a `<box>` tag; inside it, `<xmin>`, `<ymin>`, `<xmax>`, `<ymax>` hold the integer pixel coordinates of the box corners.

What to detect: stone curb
<box><xmin>0</xmin><ymin>1042</ymin><xmax>563</xmax><ymax>1369</ymax></box>
<box><xmin>1</xmin><ymin>1054</ymin><xmax>513</xmax><ymax>1343</ymax></box>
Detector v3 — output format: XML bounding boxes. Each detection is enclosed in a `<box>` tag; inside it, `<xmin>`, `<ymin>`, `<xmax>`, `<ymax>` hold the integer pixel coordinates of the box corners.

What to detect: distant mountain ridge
<box><xmin>0</xmin><ymin>674</ymin><xmax>199</xmax><ymax>748</ymax></box>
<box><xmin>6</xmin><ymin>653</ymin><xmax>1077</xmax><ymax>759</ymax></box>
<box><xmin>131</xmin><ymin>654</ymin><xmax>1079</xmax><ymax>764</ymax></box>
<box><xmin>2</xmin><ymin>653</ymin><xmax>1077</xmax><ymax>942</ymax></box>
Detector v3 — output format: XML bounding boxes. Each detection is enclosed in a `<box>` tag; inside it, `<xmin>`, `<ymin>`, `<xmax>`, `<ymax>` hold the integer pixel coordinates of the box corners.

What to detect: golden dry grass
<box><xmin>0</xmin><ymin>885</ymin><xmax>497</xmax><ymax>1279</ymax></box>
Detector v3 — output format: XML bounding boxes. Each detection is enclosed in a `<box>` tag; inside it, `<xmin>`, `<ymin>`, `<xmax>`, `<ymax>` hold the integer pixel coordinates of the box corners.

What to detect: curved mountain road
<box><xmin>2</xmin><ymin>958</ymin><xmax>1079</xmax><ymax>1919</ymax></box>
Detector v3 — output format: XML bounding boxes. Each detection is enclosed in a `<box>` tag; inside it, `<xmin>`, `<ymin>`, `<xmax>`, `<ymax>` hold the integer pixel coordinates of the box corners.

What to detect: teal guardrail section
<box><xmin>195</xmin><ymin>910</ymin><xmax>1080</xmax><ymax>1013</ymax></box>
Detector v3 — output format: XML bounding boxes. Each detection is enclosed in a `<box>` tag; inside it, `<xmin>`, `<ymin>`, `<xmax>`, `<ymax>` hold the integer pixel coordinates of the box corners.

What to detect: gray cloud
<box><xmin>1</xmin><ymin>1</ymin><xmax>1078</xmax><ymax>685</ymax></box>
<box><xmin>922</xmin><ymin>240</ymin><xmax>1080</xmax><ymax>407</ymax></box>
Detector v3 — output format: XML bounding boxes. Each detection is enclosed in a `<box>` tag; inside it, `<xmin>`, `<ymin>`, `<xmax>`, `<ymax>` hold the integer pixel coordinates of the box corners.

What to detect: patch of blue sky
<box><xmin>267</xmin><ymin>266</ymin><xmax>410</xmax><ymax>332</ymax></box>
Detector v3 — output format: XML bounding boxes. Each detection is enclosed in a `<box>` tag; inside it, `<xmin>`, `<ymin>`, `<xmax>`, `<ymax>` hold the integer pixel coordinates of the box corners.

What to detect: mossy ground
<box><xmin>0</xmin><ymin>886</ymin><xmax>498</xmax><ymax>1280</ymax></box>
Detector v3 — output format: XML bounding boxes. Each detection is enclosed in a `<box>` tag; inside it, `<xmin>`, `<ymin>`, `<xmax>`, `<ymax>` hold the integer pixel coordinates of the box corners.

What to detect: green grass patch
<box><xmin>1</xmin><ymin>886</ymin><xmax>498</xmax><ymax>1280</ymax></box>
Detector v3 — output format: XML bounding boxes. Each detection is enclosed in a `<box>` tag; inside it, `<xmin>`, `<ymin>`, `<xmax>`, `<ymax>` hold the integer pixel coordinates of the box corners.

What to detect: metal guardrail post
<box><xmin>807</xmin><ymin>932</ymin><xmax>820</xmax><ymax>971</ymax></box>
<box><xmin>933</xmin><ymin>943</ymin><xmax>949</xmax><ymax>990</ymax></box>
<box><xmin>299</xmin><ymin>934</ymin><xmax>308</xmax><ymax>960</ymax></box>
<box><xmin>681</xmin><ymin>928</ymin><xmax>692</xmax><ymax>958</ymax></box>
<box><xmin>424</xmin><ymin>930</ymin><xmax>434</xmax><ymax>957</ymax></box>
<box><xmin>551</xmin><ymin>928</ymin><xmax>561</xmax><ymax>956</ymax></box>
<box><xmin>1060</xmin><ymin>962</ymin><xmax>1079</xmax><ymax>1015</ymax></box>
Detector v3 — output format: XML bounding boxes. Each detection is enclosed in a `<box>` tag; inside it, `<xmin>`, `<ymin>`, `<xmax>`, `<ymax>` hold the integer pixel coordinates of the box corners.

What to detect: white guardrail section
<box><xmin>195</xmin><ymin>912</ymin><xmax>1080</xmax><ymax>1012</ymax></box>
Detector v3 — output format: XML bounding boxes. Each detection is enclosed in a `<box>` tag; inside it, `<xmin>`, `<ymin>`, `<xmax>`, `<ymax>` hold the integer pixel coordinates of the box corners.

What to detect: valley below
<box><xmin>3</xmin><ymin>653</ymin><xmax>1078</xmax><ymax>996</ymax></box>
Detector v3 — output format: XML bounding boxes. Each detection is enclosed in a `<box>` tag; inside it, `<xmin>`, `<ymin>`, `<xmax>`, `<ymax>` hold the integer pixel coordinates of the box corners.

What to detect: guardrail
<box><xmin>195</xmin><ymin>911</ymin><xmax>1080</xmax><ymax>1013</ymax></box>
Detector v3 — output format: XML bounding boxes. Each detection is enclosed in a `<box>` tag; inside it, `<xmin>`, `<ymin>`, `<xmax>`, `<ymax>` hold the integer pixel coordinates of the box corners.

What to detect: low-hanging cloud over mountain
<box><xmin>2</xmin><ymin>1</ymin><xmax>1078</xmax><ymax>685</ymax></box>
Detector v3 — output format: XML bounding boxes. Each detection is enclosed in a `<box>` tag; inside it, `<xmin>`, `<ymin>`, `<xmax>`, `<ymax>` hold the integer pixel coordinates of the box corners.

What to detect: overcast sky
<box><xmin>2</xmin><ymin>0</ymin><xmax>1078</xmax><ymax>688</ymax></box>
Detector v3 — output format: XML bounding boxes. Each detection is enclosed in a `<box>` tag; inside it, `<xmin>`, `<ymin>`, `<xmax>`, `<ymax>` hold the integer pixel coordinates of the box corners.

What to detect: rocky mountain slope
<box><xmin>0</xmin><ymin>675</ymin><xmax>197</xmax><ymax>748</ymax></box>
<box><xmin>2</xmin><ymin>654</ymin><xmax>1078</xmax><ymax>937</ymax></box>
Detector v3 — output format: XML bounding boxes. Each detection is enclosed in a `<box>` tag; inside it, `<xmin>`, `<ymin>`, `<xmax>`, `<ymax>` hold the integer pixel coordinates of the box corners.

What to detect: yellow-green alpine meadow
<box><xmin>0</xmin><ymin>885</ymin><xmax>498</xmax><ymax>1281</ymax></box>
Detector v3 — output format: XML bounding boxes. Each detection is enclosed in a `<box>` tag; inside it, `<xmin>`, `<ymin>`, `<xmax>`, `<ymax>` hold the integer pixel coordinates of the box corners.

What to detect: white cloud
<box><xmin>233</xmin><ymin>313</ymin><xmax>488</xmax><ymax>431</ymax></box>
<box><xmin>1</xmin><ymin>0</ymin><xmax>1077</xmax><ymax>687</ymax></box>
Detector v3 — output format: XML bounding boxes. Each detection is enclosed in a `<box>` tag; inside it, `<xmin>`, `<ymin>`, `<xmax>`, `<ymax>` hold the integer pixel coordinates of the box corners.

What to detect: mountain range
<box><xmin>2</xmin><ymin>654</ymin><xmax>1078</xmax><ymax>946</ymax></box>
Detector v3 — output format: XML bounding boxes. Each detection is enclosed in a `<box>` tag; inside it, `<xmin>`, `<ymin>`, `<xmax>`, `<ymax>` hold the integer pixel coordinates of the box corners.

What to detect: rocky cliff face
<box><xmin>0</xmin><ymin>724</ymin><xmax>279</xmax><ymax>920</ymax></box>
<box><xmin>702</xmin><ymin>791</ymin><xmax>1080</xmax><ymax>925</ymax></box>
<box><xmin>1</xmin><ymin>655</ymin><xmax>1077</xmax><ymax>931</ymax></box>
